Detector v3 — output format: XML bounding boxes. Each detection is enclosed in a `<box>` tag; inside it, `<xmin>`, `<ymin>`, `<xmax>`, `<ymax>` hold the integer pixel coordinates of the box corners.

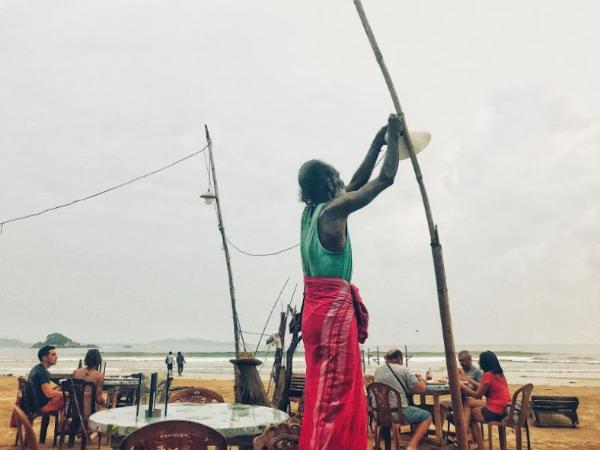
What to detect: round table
<box><xmin>89</xmin><ymin>403</ymin><xmax>289</xmax><ymax>448</ymax></box>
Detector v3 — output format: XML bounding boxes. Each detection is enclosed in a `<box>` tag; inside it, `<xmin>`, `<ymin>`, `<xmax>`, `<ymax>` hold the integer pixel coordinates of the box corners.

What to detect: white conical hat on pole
<box><xmin>386</xmin><ymin>131</ymin><xmax>431</xmax><ymax>160</ymax></box>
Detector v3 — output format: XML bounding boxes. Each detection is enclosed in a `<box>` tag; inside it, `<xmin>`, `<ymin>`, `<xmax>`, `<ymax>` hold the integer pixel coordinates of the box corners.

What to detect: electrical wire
<box><xmin>1</xmin><ymin>142</ymin><xmax>299</xmax><ymax>260</ymax></box>
<box><xmin>226</xmin><ymin>239</ymin><xmax>300</xmax><ymax>257</ymax></box>
<box><xmin>254</xmin><ymin>278</ymin><xmax>290</xmax><ymax>357</ymax></box>
<box><xmin>240</xmin><ymin>330</ymin><xmax>267</xmax><ymax>337</ymax></box>
<box><xmin>0</xmin><ymin>144</ymin><xmax>209</xmax><ymax>231</ymax></box>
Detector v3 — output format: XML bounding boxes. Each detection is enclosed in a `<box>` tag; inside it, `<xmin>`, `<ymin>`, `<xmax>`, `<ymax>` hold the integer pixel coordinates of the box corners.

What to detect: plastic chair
<box><xmin>367</xmin><ymin>382</ymin><xmax>412</xmax><ymax>450</ymax></box>
<box><xmin>59</xmin><ymin>378</ymin><xmax>97</xmax><ymax>450</ymax></box>
<box><xmin>167</xmin><ymin>387</ymin><xmax>224</xmax><ymax>404</ymax></box>
<box><xmin>13</xmin><ymin>404</ymin><xmax>41</xmax><ymax>450</ymax></box>
<box><xmin>120</xmin><ymin>420</ymin><xmax>227</xmax><ymax>450</ymax></box>
<box><xmin>107</xmin><ymin>373</ymin><xmax>142</xmax><ymax>409</ymax></box>
<box><xmin>16</xmin><ymin>376</ymin><xmax>60</xmax><ymax>447</ymax></box>
<box><xmin>486</xmin><ymin>383</ymin><xmax>533</xmax><ymax>450</ymax></box>
<box><xmin>252</xmin><ymin>421</ymin><xmax>301</xmax><ymax>450</ymax></box>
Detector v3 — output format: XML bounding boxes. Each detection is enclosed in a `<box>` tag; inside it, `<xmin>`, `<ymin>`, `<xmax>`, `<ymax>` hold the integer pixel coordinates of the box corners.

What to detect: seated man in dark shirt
<box><xmin>28</xmin><ymin>345</ymin><xmax>64</xmax><ymax>413</ymax></box>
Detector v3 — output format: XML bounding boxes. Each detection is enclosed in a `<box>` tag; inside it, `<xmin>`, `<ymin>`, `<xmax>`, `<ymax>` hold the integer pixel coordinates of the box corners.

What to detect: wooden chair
<box><xmin>167</xmin><ymin>387</ymin><xmax>224</xmax><ymax>404</ymax></box>
<box><xmin>287</xmin><ymin>373</ymin><xmax>306</xmax><ymax>416</ymax></box>
<box><xmin>364</xmin><ymin>376</ymin><xmax>375</xmax><ymax>434</ymax></box>
<box><xmin>531</xmin><ymin>395</ymin><xmax>579</xmax><ymax>428</ymax></box>
<box><xmin>253</xmin><ymin>421</ymin><xmax>301</xmax><ymax>450</ymax></box>
<box><xmin>486</xmin><ymin>383</ymin><xmax>533</xmax><ymax>450</ymax></box>
<box><xmin>16</xmin><ymin>376</ymin><xmax>60</xmax><ymax>447</ymax></box>
<box><xmin>13</xmin><ymin>404</ymin><xmax>40</xmax><ymax>450</ymax></box>
<box><xmin>367</xmin><ymin>382</ymin><xmax>412</xmax><ymax>450</ymax></box>
<box><xmin>120</xmin><ymin>420</ymin><xmax>227</xmax><ymax>450</ymax></box>
<box><xmin>106</xmin><ymin>373</ymin><xmax>142</xmax><ymax>409</ymax></box>
<box><xmin>58</xmin><ymin>378</ymin><xmax>97</xmax><ymax>450</ymax></box>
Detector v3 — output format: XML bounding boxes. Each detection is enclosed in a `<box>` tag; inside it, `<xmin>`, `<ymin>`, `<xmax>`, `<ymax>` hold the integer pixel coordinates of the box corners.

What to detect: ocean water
<box><xmin>2</xmin><ymin>344</ymin><xmax>599</xmax><ymax>387</ymax></box>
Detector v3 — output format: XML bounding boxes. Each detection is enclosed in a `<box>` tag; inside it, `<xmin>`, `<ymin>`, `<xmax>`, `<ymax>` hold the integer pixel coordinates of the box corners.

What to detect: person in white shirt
<box><xmin>374</xmin><ymin>348</ymin><xmax>432</xmax><ymax>450</ymax></box>
<box><xmin>165</xmin><ymin>351</ymin><xmax>174</xmax><ymax>378</ymax></box>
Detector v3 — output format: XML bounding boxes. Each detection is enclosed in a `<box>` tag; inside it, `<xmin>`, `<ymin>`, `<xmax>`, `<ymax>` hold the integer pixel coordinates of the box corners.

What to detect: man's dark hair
<box><xmin>384</xmin><ymin>348</ymin><xmax>403</xmax><ymax>362</ymax></box>
<box><xmin>298</xmin><ymin>160</ymin><xmax>338</xmax><ymax>205</ymax></box>
<box><xmin>37</xmin><ymin>345</ymin><xmax>55</xmax><ymax>361</ymax></box>
<box><xmin>84</xmin><ymin>349</ymin><xmax>102</xmax><ymax>370</ymax></box>
<box><xmin>479</xmin><ymin>351</ymin><xmax>504</xmax><ymax>375</ymax></box>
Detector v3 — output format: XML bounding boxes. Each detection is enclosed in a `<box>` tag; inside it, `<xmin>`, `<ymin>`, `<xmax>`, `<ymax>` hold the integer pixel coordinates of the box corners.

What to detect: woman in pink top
<box><xmin>459</xmin><ymin>351</ymin><xmax>512</xmax><ymax>449</ymax></box>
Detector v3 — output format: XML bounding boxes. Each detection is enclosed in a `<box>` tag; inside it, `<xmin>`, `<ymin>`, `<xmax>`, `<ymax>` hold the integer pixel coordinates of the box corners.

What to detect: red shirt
<box><xmin>481</xmin><ymin>371</ymin><xmax>511</xmax><ymax>414</ymax></box>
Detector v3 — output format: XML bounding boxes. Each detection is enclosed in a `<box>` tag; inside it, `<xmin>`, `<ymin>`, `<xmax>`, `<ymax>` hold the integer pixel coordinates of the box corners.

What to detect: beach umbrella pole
<box><xmin>352</xmin><ymin>1</ymin><xmax>469</xmax><ymax>448</ymax></box>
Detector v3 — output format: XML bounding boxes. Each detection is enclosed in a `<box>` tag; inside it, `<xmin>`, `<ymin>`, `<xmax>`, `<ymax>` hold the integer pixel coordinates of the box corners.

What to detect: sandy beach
<box><xmin>0</xmin><ymin>376</ymin><xmax>598</xmax><ymax>449</ymax></box>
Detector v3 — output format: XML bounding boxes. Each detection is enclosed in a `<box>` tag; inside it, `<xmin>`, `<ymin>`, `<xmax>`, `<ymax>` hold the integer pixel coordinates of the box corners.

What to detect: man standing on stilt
<box><xmin>298</xmin><ymin>114</ymin><xmax>403</xmax><ymax>450</ymax></box>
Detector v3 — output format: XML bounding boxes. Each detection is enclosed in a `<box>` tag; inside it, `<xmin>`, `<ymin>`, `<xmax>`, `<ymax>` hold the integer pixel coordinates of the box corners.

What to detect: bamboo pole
<box><xmin>279</xmin><ymin>305</ymin><xmax>302</xmax><ymax>411</ymax></box>
<box><xmin>254</xmin><ymin>278</ymin><xmax>290</xmax><ymax>356</ymax></box>
<box><xmin>352</xmin><ymin>2</ymin><xmax>468</xmax><ymax>448</ymax></box>
<box><xmin>205</xmin><ymin>125</ymin><xmax>241</xmax><ymax>358</ymax></box>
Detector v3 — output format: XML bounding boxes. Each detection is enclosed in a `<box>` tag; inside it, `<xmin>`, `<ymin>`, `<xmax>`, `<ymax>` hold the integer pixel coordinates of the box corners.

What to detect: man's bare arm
<box><xmin>345</xmin><ymin>125</ymin><xmax>387</xmax><ymax>192</ymax></box>
<box><xmin>324</xmin><ymin>114</ymin><xmax>401</xmax><ymax>219</ymax></box>
<box><xmin>412</xmin><ymin>378</ymin><xmax>427</xmax><ymax>394</ymax></box>
<box><xmin>318</xmin><ymin>115</ymin><xmax>402</xmax><ymax>251</ymax></box>
<box><xmin>41</xmin><ymin>382</ymin><xmax>62</xmax><ymax>399</ymax></box>
<box><xmin>460</xmin><ymin>381</ymin><xmax>489</xmax><ymax>399</ymax></box>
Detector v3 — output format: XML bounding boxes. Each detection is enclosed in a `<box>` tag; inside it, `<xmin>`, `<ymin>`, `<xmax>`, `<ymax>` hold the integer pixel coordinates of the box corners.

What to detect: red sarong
<box><xmin>299</xmin><ymin>277</ymin><xmax>367</xmax><ymax>450</ymax></box>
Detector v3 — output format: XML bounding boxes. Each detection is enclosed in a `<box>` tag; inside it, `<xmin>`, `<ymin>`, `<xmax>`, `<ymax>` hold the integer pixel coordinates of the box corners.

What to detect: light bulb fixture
<box><xmin>200</xmin><ymin>190</ymin><xmax>217</xmax><ymax>205</ymax></box>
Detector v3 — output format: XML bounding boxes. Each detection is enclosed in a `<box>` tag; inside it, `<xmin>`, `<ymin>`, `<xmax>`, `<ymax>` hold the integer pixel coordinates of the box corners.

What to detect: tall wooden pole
<box><xmin>204</xmin><ymin>126</ymin><xmax>271</xmax><ymax>405</ymax></box>
<box><xmin>352</xmin><ymin>2</ymin><xmax>469</xmax><ymax>448</ymax></box>
<box><xmin>205</xmin><ymin>125</ymin><xmax>241</xmax><ymax>358</ymax></box>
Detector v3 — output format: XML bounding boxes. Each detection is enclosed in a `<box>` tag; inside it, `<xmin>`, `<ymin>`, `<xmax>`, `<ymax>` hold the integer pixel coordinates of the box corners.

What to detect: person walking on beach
<box><xmin>176</xmin><ymin>351</ymin><xmax>186</xmax><ymax>376</ymax></box>
<box><xmin>165</xmin><ymin>351</ymin><xmax>174</xmax><ymax>378</ymax></box>
<box><xmin>297</xmin><ymin>114</ymin><xmax>402</xmax><ymax>450</ymax></box>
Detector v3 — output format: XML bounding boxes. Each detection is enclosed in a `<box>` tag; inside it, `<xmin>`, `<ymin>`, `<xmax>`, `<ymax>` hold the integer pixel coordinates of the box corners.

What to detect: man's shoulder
<box><xmin>468</xmin><ymin>367</ymin><xmax>484</xmax><ymax>379</ymax></box>
<box><xmin>373</xmin><ymin>365</ymin><xmax>386</xmax><ymax>378</ymax></box>
<box><xmin>379</xmin><ymin>363</ymin><xmax>413</xmax><ymax>378</ymax></box>
<box><xmin>391</xmin><ymin>364</ymin><xmax>412</xmax><ymax>376</ymax></box>
<box><xmin>29</xmin><ymin>363</ymin><xmax>49</xmax><ymax>381</ymax></box>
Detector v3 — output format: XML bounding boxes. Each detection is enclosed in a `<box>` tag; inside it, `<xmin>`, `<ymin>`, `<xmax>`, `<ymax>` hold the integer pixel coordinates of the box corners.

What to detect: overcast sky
<box><xmin>1</xmin><ymin>1</ymin><xmax>598</xmax><ymax>347</ymax></box>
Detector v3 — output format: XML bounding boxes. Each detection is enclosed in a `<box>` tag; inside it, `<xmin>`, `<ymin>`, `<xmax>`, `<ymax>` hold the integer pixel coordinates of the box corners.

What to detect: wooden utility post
<box><xmin>352</xmin><ymin>2</ymin><xmax>469</xmax><ymax>448</ymax></box>
<box><xmin>204</xmin><ymin>125</ymin><xmax>241</xmax><ymax>359</ymax></box>
<box><xmin>204</xmin><ymin>126</ymin><xmax>269</xmax><ymax>406</ymax></box>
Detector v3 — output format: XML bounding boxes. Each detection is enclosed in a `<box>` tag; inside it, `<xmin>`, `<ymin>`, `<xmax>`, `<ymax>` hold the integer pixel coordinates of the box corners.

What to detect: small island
<box><xmin>31</xmin><ymin>332</ymin><xmax>96</xmax><ymax>348</ymax></box>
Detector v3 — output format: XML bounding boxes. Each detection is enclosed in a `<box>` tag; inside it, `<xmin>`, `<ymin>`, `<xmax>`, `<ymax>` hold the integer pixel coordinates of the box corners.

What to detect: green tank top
<box><xmin>300</xmin><ymin>203</ymin><xmax>352</xmax><ymax>282</ymax></box>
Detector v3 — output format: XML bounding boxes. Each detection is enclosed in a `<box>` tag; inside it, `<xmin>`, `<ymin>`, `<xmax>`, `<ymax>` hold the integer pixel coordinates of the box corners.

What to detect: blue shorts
<box><xmin>400</xmin><ymin>406</ymin><xmax>431</xmax><ymax>424</ymax></box>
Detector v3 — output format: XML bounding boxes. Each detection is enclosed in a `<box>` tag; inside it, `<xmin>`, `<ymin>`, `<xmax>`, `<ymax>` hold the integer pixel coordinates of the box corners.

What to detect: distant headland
<box><xmin>31</xmin><ymin>333</ymin><xmax>96</xmax><ymax>349</ymax></box>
